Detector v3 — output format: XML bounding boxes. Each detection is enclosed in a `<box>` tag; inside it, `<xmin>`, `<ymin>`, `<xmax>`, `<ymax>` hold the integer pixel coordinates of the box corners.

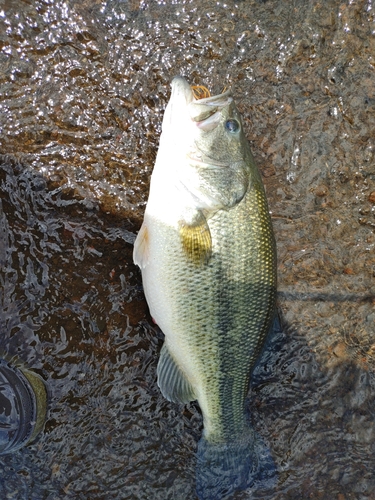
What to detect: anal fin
<box><xmin>157</xmin><ymin>344</ymin><xmax>196</xmax><ymax>404</ymax></box>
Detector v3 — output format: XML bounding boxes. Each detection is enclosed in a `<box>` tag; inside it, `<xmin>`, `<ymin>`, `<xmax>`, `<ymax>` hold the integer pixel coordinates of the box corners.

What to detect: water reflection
<box><xmin>0</xmin><ymin>0</ymin><xmax>375</xmax><ymax>498</ymax></box>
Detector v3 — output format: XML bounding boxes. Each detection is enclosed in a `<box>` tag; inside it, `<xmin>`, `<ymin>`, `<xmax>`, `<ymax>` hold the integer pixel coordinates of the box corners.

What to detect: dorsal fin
<box><xmin>157</xmin><ymin>344</ymin><xmax>196</xmax><ymax>404</ymax></box>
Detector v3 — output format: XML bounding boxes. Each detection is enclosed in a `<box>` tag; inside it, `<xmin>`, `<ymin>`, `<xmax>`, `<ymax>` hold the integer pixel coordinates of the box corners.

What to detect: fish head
<box><xmin>161</xmin><ymin>77</ymin><xmax>252</xmax><ymax>214</ymax></box>
<box><xmin>188</xmin><ymin>85</ymin><xmax>248</xmax><ymax>169</ymax></box>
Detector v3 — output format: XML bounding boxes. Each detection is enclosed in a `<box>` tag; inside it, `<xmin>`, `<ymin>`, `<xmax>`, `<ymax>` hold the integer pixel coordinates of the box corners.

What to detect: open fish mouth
<box><xmin>170</xmin><ymin>76</ymin><xmax>233</xmax><ymax>132</ymax></box>
<box><xmin>189</xmin><ymin>85</ymin><xmax>232</xmax><ymax>132</ymax></box>
<box><xmin>190</xmin><ymin>86</ymin><xmax>232</xmax><ymax>107</ymax></box>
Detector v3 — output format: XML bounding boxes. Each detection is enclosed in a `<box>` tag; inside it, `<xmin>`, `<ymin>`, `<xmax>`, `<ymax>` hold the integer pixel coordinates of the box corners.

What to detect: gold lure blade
<box><xmin>191</xmin><ymin>85</ymin><xmax>211</xmax><ymax>100</ymax></box>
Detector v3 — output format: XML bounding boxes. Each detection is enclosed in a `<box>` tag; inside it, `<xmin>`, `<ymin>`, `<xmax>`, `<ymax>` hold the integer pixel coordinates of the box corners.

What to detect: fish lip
<box><xmin>189</xmin><ymin>90</ymin><xmax>233</xmax><ymax>126</ymax></box>
<box><xmin>170</xmin><ymin>76</ymin><xmax>194</xmax><ymax>105</ymax></box>
<box><xmin>170</xmin><ymin>76</ymin><xmax>233</xmax><ymax>106</ymax></box>
<box><xmin>168</xmin><ymin>76</ymin><xmax>232</xmax><ymax>133</ymax></box>
<box><xmin>162</xmin><ymin>76</ymin><xmax>194</xmax><ymax>135</ymax></box>
<box><xmin>193</xmin><ymin>110</ymin><xmax>222</xmax><ymax>131</ymax></box>
<box><xmin>193</xmin><ymin>87</ymin><xmax>233</xmax><ymax>107</ymax></box>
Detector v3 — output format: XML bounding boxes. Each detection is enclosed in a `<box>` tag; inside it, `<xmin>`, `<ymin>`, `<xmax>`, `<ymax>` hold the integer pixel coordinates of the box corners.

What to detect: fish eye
<box><xmin>225</xmin><ymin>119</ymin><xmax>240</xmax><ymax>133</ymax></box>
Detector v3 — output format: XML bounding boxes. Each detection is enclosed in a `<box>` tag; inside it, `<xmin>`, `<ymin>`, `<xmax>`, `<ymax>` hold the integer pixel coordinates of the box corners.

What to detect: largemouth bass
<box><xmin>133</xmin><ymin>76</ymin><xmax>277</xmax><ymax>499</ymax></box>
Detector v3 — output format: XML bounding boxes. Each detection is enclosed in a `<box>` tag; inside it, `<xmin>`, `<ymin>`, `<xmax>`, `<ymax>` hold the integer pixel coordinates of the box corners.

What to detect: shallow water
<box><xmin>0</xmin><ymin>0</ymin><xmax>375</xmax><ymax>498</ymax></box>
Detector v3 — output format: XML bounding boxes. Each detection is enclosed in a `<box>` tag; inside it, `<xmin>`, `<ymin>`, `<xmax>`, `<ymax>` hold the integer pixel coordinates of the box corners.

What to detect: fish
<box><xmin>133</xmin><ymin>76</ymin><xmax>277</xmax><ymax>499</ymax></box>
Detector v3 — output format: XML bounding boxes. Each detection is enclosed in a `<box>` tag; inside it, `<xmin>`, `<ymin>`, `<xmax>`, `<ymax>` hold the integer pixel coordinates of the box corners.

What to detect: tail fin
<box><xmin>196</xmin><ymin>430</ymin><xmax>277</xmax><ymax>500</ymax></box>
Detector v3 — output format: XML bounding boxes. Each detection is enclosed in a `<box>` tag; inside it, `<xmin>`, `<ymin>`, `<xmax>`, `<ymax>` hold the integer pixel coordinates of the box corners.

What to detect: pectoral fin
<box><xmin>133</xmin><ymin>223</ymin><xmax>150</xmax><ymax>269</ymax></box>
<box><xmin>179</xmin><ymin>212</ymin><xmax>212</xmax><ymax>265</ymax></box>
<box><xmin>157</xmin><ymin>344</ymin><xmax>196</xmax><ymax>404</ymax></box>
